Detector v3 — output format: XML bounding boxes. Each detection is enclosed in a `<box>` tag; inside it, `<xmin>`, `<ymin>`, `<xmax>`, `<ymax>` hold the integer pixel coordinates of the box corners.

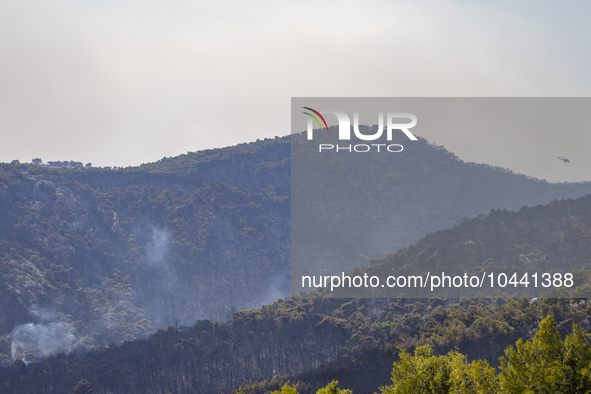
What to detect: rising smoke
<box><xmin>146</xmin><ymin>226</ymin><xmax>170</xmax><ymax>268</ymax></box>
<box><xmin>136</xmin><ymin>225</ymin><xmax>180</xmax><ymax>328</ymax></box>
<box><xmin>10</xmin><ymin>306</ymin><xmax>78</xmax><ymax>363</ymax></box>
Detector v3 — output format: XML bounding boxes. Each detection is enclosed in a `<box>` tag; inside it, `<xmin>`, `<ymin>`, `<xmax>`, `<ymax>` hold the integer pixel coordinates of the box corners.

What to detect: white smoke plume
<box><xmin>10</xmin><ymin>321</ymin><xmax>76</xmax><ymax>363</ymax></box>
<box><xmin>146</xmin><ymin>226</ymin><xmax>170</xmax><ymax>268</ymax></box>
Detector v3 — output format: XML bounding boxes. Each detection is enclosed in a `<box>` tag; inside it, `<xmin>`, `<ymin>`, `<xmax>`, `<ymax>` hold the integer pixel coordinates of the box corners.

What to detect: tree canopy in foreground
<box><xmin>264</xmin><ymin>314</ymin><xmax>591</xmax><ymax>394</ymax></box>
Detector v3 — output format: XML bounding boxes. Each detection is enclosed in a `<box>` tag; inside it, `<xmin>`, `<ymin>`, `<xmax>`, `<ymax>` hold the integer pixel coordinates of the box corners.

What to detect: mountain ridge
<box><xmin>1</xmin><ymin>134</ymin><xmax>591</xmax><ymax>365</ymax></box>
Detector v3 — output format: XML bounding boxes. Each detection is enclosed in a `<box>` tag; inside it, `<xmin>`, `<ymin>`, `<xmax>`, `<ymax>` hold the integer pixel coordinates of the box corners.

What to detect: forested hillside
<box><xmin>2</xmin><ymin>195</ymin><xmax>591</xmax><ymax>393</ymax></box>
<box><xmin>259</xmin><ymin>314</ymin><xmax>591</xmax><ymax>394</ymax></box>
<box><xmin>0</xmin><ymin>138</ymin><xmax>290</xmax><ymax>362</ymax></box>
<box><xmin>1</xmin><ymin>134</ymin><xmax>590</xmax><ymax>365</ymax></box>
<box><xmin>349</xmin><ymin>193</ymin><xmax>591</xmax><ymax>298</ymax></box>
<box><xmin>2</xmin><ymin>294</ymin><xmax>590</xmax><ymax>392</ymax></box>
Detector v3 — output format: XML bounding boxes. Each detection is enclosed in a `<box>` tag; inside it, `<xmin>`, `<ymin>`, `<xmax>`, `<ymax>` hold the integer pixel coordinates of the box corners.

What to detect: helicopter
<box><xmin>558</xmin><ymin>156</ymin><xmax>571</xmax><ymax>164</ymax></box>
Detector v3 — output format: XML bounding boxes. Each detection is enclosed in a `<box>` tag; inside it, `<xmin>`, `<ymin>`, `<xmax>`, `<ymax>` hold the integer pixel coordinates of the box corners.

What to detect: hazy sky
<box><xmin>1</xmin><ymin>0</ymin><xmax>590</xmax><ymax>181</ymax></box>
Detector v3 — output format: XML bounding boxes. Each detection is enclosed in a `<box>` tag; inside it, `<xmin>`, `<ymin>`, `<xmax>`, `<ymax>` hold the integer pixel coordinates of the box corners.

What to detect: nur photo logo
<box><xmin>302</xmin><ymin>107</ymin><xmax>418</xmax><ymax>152</ymax></box>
